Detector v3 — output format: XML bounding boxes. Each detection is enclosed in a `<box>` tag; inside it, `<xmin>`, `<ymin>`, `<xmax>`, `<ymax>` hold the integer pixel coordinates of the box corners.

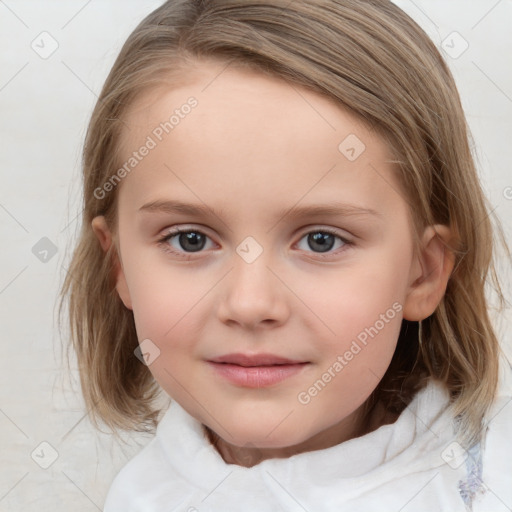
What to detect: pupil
<box><xmin>179</xmin><ymin>232</ymin><xmax>205</xmax><ymax>252</ymax></box>
<box><xmin>308</xmin><ymin>232</ymin><xmax>334</xmax><ymax>253</ymax></box>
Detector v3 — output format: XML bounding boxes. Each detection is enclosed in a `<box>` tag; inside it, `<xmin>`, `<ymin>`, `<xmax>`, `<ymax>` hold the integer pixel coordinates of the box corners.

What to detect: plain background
<box><xmin>1</xmin><ymin>1</ymin><xmax>511</xmax><ymax>510</ymax></box>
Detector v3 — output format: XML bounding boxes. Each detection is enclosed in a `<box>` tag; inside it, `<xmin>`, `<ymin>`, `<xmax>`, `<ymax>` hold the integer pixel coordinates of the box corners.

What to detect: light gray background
<box><xmin>1</xmin><ymin>1</ymin><xmax>511</xmax><ymax>510</ymax></box>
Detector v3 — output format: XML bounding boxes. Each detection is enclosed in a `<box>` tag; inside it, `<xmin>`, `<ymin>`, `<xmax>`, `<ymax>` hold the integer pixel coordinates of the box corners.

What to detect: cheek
<box><xmin>291</xmin><ymin>251</ymin><xmax>407</xmax><ymax>396</ymax></box>
<box><xmin>296</xmin><ymin>285</ymin><xmax>403</xmax><ymax>430</ymax></box>
<box><xmin>129</xmin><ymin>270</ymin><xmax>208</xmax><ymax>342</ymax></box>
<box><xmin>119</xmin><ymin>234</ymin><xmax>211</xmax><ymax>335</ymax></box>
<box><xmin>293</xmin><ymin>256</ymin><xmax>408</xmax><ymax>342</ymax></box>
<box><xmin>125</xmin><ymin>262</ymin><xmax>212</xmax><ymax>400</ymax></box>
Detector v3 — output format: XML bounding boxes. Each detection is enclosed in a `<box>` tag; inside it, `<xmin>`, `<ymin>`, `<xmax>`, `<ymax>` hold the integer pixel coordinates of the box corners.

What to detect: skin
<box><xmin>92</xmin><ymin>59</ymin><xmax>455</xmax><ymax>467</ymax></box>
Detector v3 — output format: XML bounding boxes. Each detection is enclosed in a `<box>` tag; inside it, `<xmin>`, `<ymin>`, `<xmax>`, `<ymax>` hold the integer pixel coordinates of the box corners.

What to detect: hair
<box><xmin>59</xmin><ymin>0</ymin><xmax>509</xmax><ymax>447</ymax></box>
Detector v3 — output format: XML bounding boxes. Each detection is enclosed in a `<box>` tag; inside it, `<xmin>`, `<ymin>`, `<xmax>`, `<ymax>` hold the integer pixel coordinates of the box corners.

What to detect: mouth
<box><xmin>207</xmin><ymin>353</ymin><xmax>310</xmax><ymax>388</ymax></box>
<box><xmin>208</xmin><ymin>353</ymin><xmax>307</xmax><ymax>366</ymax></box>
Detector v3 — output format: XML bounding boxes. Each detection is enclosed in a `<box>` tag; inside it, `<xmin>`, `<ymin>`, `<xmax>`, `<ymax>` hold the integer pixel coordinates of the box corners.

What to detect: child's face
<box><xmin>96</xmin><ymin>60</ymin><xmax>428</xmax><ymax>459</ymax></box>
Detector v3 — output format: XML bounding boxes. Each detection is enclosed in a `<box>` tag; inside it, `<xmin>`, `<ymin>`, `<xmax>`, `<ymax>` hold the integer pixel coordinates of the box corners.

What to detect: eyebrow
<box><xmin>138</xmin><ymin>199</ymin><xmax>382</xmax><ymax>221</ymax></box>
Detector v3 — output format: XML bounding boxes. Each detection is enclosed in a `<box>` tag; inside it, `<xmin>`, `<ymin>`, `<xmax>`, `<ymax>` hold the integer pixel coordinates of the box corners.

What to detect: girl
<box><xmin>59</xmin><ymin>0</ymin><xmax>512</xmax><ymax>510</ymax></box>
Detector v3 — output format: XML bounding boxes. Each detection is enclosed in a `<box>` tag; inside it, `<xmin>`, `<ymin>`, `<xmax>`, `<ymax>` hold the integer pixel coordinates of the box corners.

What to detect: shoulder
<box><xmin>103</xmin><ymin>435</ymin><xmax>165</xmax><ymax>511</ymax></box>
<box><xmin>103</xmin><ymin>402</ymin><xmax>208</xmax><ymax>511</ymax></box>
<box><xmin>474</xmin><ymin>358</ymin><xmax>512</xmax><ymax>512</ymax></box>
<box><xmin>483</xmin><ymin>356</ymin><xmax>512</xmax><ymax>451</ymax></box>
<box><xmin>103</xmin><ymin>434</ymin><xmax>197</xmax><ymax>511</ymax></box>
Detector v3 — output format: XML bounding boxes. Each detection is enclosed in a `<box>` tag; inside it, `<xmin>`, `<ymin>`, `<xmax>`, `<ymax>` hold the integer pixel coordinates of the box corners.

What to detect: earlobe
<box><xmin>91</xmin><ymin>216</ymin><xmax>133</xmax><ymax>310</ymax></box>
<box><xmin>403</xmin><ymin>225</ymin><xmax>456</xmax><ymax>322</ymax></box>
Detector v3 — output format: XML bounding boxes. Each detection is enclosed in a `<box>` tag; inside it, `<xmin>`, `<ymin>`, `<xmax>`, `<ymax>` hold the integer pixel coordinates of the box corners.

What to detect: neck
<box><xmin>202</xmin><ymin>399</ymin><xmax>396</xmax><ymax>468</ymax></box>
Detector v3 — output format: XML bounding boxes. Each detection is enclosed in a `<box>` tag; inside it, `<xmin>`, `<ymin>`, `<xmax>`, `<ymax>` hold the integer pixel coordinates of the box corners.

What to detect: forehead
<box><xmin>115</xmin><ymin>60</ymin><xmax>407</xmax><ymax>223</ymax></box>
<box><xmin>120</xmin><ymin>59</ymin><xmax>377</xmax><ymax>156</ymax></box>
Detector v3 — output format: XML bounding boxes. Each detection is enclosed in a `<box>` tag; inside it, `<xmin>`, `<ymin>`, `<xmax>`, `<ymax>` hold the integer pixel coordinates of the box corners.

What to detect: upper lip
<box><xmin>208</xmin><ymin>353</ymin><xmax>307</xmax><ymax>367</ymax></box>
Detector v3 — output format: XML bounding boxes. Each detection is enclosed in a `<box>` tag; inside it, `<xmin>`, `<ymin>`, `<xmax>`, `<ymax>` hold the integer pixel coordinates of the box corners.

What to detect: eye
<box><xmin>157</xmin><ymin>227</ymin><xmax>351</xmax><ymax>259</ymax></box>
<box><xmin>296</xmin><ymin>229</ymin><xmax>350</xmax><ymax>254</ymax></box>
<box><xmin>158</xmin><ymin>228</ymin><xmax>215</xmax><ymax>255</ymax></box>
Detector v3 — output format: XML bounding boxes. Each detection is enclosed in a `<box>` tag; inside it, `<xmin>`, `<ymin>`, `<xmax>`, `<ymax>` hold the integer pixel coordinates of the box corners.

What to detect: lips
<box><xmin>207</xmin><ymin>353</ymin><xmax>310</xmax><ymax>388</ymax></box>
<box><xmin>208</xmin><ymin>353</ymin><xmax>306</xmax><ymax>367</ymax></box>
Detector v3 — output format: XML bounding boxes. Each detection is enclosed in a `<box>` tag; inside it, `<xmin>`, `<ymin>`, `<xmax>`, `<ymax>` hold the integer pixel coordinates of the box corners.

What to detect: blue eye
<box><xmin>159</xmin><ymin>229</ymin><xmax>214</xmax><ymax>254</ymax></box>
<box><xmin>296</xmin><ymin>230</ymin><xmax>349</xmax><ymax>253</ymax></box>
<box><xmin>158</xmin><ymin>227</ymin><xmax>351</xmax><ymax>259</ymax></box>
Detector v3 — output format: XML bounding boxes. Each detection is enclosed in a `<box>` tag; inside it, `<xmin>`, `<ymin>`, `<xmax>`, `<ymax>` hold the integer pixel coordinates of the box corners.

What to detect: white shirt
<box><xmin>104</xmin><ymin>362</ymin><xmax>512</xmax><ymax>512</ymax></box>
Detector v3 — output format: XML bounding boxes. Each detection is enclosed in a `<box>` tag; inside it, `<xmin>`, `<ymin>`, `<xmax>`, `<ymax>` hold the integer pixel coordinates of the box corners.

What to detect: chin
<box><xmin>226</xmin><ymin>423</ymin><xmax>311</xmax><ymax>450</ymax></box>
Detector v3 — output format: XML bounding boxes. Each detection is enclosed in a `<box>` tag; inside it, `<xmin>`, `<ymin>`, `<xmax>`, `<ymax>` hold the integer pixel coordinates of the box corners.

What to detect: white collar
<box><xmin>156</xmin><ymin>379</ymin><xmax>456</xmax><ymax>490</ymax></box>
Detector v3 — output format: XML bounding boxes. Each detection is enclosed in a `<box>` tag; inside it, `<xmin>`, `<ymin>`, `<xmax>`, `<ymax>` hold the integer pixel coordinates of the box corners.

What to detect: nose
<box><xmin>216</xmin><ymin>252</ymin><xmax>290</xmax><ymax>330</ymax></box>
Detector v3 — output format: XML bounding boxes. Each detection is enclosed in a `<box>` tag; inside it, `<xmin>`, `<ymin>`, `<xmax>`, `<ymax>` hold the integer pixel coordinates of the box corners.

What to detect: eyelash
<box><xmin>156</xmin><ymin>227</ymin><xmax>353</xmax><ymax>260</ymax></box>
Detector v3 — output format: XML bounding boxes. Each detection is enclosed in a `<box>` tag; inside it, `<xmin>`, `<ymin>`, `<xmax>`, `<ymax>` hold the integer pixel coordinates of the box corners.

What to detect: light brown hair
<box><xmin>58</xmin><ymin>0</ymin><xmax>509</xmax><ymax>446</ymax></box>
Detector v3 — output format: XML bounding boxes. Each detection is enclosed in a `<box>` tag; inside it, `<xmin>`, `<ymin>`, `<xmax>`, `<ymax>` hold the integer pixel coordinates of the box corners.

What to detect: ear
<box><xmin>91</xmin><ymin>216</ymin><xmax>133</xmax><ymax>310</ymax></box>
<box><xmin>402</xmin><ymin>224</ymin><xmax>456</xmax><ymax>321</ymax></box>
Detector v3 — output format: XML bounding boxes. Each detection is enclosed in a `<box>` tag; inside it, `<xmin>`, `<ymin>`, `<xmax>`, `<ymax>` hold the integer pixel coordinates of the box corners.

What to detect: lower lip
<box><xmin>207</xmin><ymin>362</ymin><xmax>309</xmax><ymax>388</ymax></box>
